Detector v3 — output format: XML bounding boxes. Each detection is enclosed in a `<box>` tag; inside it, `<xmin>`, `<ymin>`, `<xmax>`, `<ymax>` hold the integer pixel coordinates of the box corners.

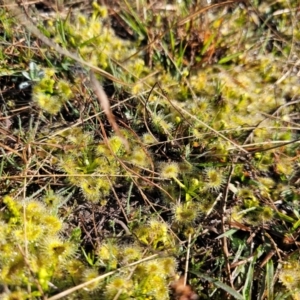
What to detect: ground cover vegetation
<box><xmin>0</xmin><ymin>0</ymin><xmax>300</xmax><ymax>299</ymax></box>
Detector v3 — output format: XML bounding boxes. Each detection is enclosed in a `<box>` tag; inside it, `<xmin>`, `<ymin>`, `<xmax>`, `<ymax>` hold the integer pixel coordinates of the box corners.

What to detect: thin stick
<box><xmin>47</xmin><ymin>254</ymin><xmax>158</xmax><ymax>300</ymax></box>
<box><xmin>172</xmin><ymin>102</ymin><xmax>249</xmax><ymax>154</ymax></box>
<box><xmin>89</xmin><ymin>71</ymin><xmax>130</xmax><ymax>152</ymax></box>
<box><xmin>183</xmin><ymin>233</ymin><xmax>192</xmax><ymax>286</ymax></box>
<box><xmin>221</xmin><ymin>164</ymin><xmax>234</xmax><ymax>288</ymax></box>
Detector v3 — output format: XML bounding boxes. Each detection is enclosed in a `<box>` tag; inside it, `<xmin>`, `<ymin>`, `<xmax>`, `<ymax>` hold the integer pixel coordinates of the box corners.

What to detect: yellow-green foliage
<box><xmin>159</xmin><ymin>162</ymin><xmax>180</xmax><ymax>179</ymax></box>
<box><xmin>231</xmin><ymin>186</ymin><xmax>274</xmax><ymax>225</ymax></box>
<box><xmin>2</xmin><ymin>1</ymin><xmax>300</xmax><ymax>299</ymax></box>
<box><xmin>0</xmin><ymin>195</ymin><xmax>79</xmax><ymax>295</ymax></box>
<box><xmin>97</xmin><ymin>240</ymin><xmax>119</xmax><ymax>270</ymax></box>
<box><xmin>32</xmin><ymin>68</ymin><xmax>73</xmax><ymax>114</ymax></box>
<box><xmin>105</xmin><ymin>257</ymin><xmax>177</xmax><ymax>300</ymax></box>
<box><xmin>44</xmin><ymin>127</ymin><xmax>150</xmax><ymax>203</ymax></box>
<box><xmin>81</xmin><ymin>238</ymin><xmax>177</xmax><ymax>299</ymax></box>
<box><xmin>279</xmin><ymin>255</ymin><xmax>300</xmax><ymax>300</ymax></box>
<box><xmin>173</xmin><ymin>202</ymin><xmax>199</xmax><ymax>225</ymax></box>
<box><xmin>47</xmin><ymin>2</ymin><xmax>133</xmax><ymax>72</ymax></box>
<box><xmin>134</xmin><ymin>218</ymin><xmax>176</xmax><ymax>251</ymax></box>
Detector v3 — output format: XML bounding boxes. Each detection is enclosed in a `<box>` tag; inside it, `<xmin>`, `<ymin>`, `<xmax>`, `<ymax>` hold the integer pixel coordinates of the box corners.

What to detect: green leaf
<box><xmin>81</xmin><ymin>248</ymin><xmax>96</xmax><ymax>266</ymax></box>
<box><xmin>266</xmin><ymin>259</ymin><xmax>274</xmax><ymax>300</ymax></box>
<box><xmin>201</xmin><ymin>33</ymin><xmax>216</xmax><ymax>55</ymax></box>
<box><xmin>276</xmin><ymin>211</ymin><xmax>295</xmax><ymax>223</ymax></box>
<box><xmin>191</xmin><ymin>271</ymin><xmax>244</xmax><ymax>300</ymax></box>
<box><xmin>70</xmin><ymin>227</ymin><xmax>82</xmax><ymax>243</ymax></box>
<box><xmin>242</xmin><ymin>245</ymin><xmax>264</xmax><ymax>300</ymax></box>
<box><xmin>216</xmin><ymin>229</ymin><xmax>237</xmax><ymax>239</ymax></box>
<box><xmin>218</xmin><ymin>52</ymin><xmax>242</xmax><ymax>64</ymax></box>
<box><xmin>0</xmin><ymin>69</ymin><xmax>16</xmax><ymax>76</ymax></box>
<box><xmin>243</xmin><ymin>257</ymin><xmax>254</xmax><ymax>300</ymax></box>
<box><xmin>292</xmin><ymin>218</ymin><xmax>300</xmax><ymax>231</ymax></box>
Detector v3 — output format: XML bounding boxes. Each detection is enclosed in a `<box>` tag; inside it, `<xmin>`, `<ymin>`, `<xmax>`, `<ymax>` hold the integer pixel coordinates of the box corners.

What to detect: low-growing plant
<box><xmin>1</xmin><ymin>0</ymin><xmax>300</xmax><ymax>299</ymax></box>
<box><xmin>0</xmin><ymin>195</ymin><xmax>79</xmax><ymax>296</ymax></box>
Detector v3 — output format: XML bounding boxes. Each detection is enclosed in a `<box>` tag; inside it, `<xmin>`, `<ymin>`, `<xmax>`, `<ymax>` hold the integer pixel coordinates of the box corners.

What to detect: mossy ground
<box><xmin>0</xmin><ymin>0</ymin><xmax>300</xmax><ymax>299</ymax></box>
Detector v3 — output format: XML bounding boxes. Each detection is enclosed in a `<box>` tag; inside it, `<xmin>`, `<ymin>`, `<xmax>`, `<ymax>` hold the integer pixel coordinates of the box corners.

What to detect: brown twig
<box><xmin>89</xmin><ymin>71</ymin><xmax>130</xmax><ymax>152</ymax></box>
<box><xmin>221</xmin><ymin>163</ymin><xmax>235</xmax><ymax>289</ymax></box>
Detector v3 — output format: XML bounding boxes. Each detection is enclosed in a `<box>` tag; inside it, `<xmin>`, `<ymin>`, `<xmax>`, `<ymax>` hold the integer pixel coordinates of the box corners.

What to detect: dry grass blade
<box><xmin>171</xmin><ymin>101</ymin><xmax>249</xmax><ymax>154</ymax></box>
<box><xmin>47</xmin><ymin>254</ymin><xmax>158</xmax><ymax>300</ymax></box>
<box><xmin>89</xmin><ymin>71</ymin><xmax>130</xmax><ymax>152</ymax></box>
<box><xmin>0</xmin><ymin>141</ymin><xmax>25</xmax><ymax>161</ymax></box>
<box><xmin>177</xmin><ymin>1</ymin><xmax>235</xmax><ymax>26</ymax></box>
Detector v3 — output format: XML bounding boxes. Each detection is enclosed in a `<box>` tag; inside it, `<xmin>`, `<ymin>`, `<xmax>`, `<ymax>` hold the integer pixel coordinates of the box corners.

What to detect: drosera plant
<box><xmin>2</xmin><ymin>0</ymin><xmax>300</xmax><ymax>299</ymax></box>
<box><xmin>96</xmin><ymin>238</ymin><xmax>178</xmax><ymax>300</ymax></box>
<box><xmin>0</xmin><ymin>192</ymin><xmax>181</xmax><ymax>299</ymax></box>
<box><xmin>279</xmin><ymin>253</ymin><xmax>300</xmax><ymax>299</ymax></box>
<box><xmin>42</xmin><ymin>1</ymin><xmax>139</xmax><ymax>81</ymax></box>
<box><xmin>41</xmin><ymin>126</ymin><xmax>153</xmax><ymax>204</ymax></box>
<box><xmin>31</xmin><ymin>66</ymin><xmax>73</xmax><ymax>115</ymax></box>
<box><xmin>0</xmin><ymin>194</ymin><xmax>80</xmax><ymax>298</ymax></box>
